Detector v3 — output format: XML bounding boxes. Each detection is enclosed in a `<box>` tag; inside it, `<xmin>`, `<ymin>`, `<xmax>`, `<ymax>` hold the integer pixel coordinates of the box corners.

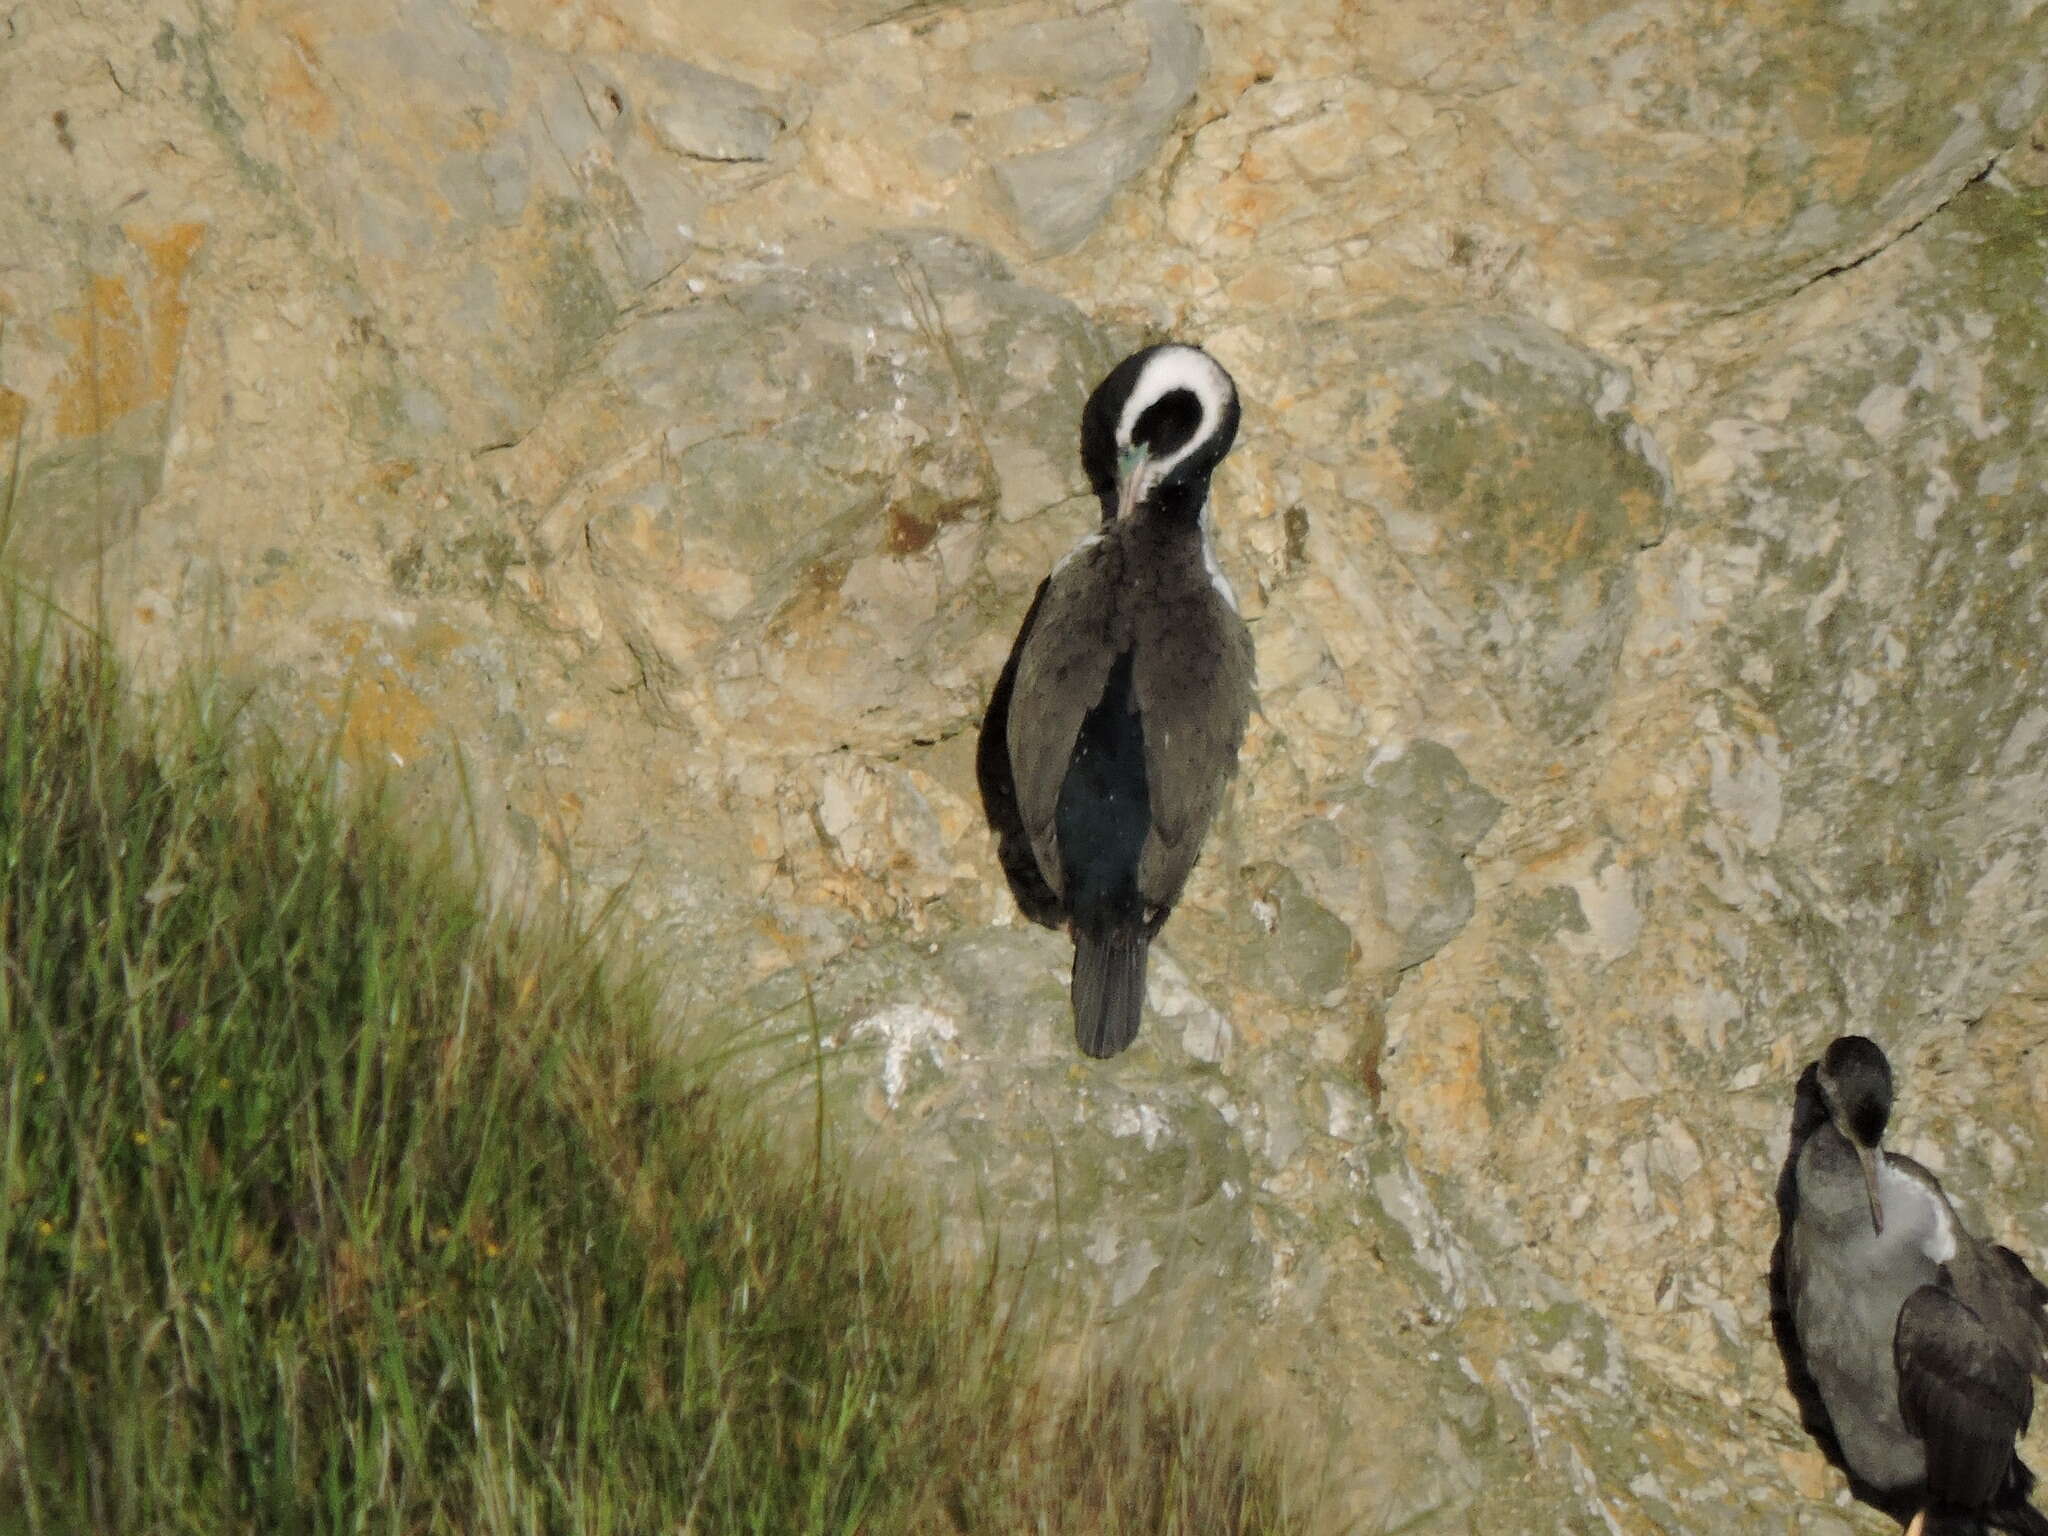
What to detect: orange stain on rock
<box><xmin>1391</xmin><ymin>1007</ymin><xmax>1493</xmax><ymax>1171</ymax></box>
<box><xmin>321</xmin><ymin>669</ymin><xmax>440</xmax><ymax>766</ymax></box>
<box><xmin>268</xmin><ymin>19</ymin><xmax>339</xmax><ymax>139</ymax></box>
<box><xmin>132</xmin><ymin>222</ymin><xmax>205</xmax><ymax>392</ymax></box>
<box><xmin>52</xmin><ymin>277</ymin><xmax>147</xmax><ymax>438</ymax></box>
<box><xmin>51</xmin><ymin>222</ymin><xmax>206</xmax><ymax>440</ymax></box>
<box><xmin>312</xmin><ymin>618</ymin><xmax>461</xmax><ymax>768</ymax></box>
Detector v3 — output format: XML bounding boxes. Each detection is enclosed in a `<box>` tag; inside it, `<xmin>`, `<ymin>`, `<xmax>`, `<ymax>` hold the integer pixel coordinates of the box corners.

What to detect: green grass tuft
<box><xmin>0</xmin><ymin>604</ymin><xmax>1311</xmax><ymax>1534</ymax></box>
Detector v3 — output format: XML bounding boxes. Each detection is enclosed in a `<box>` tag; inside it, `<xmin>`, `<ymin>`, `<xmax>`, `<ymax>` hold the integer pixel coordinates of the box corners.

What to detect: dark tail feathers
<box><xmin>1992</xmin><ymin>1497</ymin><xmax>2048</xmax><ymax>1536</ymax></box>
<box><xmin>1923</xmin><ymin>1507</ymin><xmax>2048</xmax><ymax>1536</ymax></box>
<box><xmin>1990</xmin><ymin>1455</ymin><xmax>2048</xmax><ymax>1536</ymax></box>
<box><xmin>1072</xmin><ymin>924</ymin><xmax>1147</xmax><ymax>1058</ymax></box>
<box><xmin>1921</xmin><ymin>1462</ymin><xmax>2048</xmax><ymax>1536</ymax></box>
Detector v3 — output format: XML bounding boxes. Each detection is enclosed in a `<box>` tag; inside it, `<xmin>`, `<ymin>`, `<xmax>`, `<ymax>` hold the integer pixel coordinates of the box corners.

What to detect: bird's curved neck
<box><xmin>1127</xmin><ymin>474</ymin><xmax>1214</xmax><ymax>527</ymax></box>
<box><xmin>1802</xmin><ymin>1128</ymin><xmax>1957</xmax><ymax>1264</ymax></box>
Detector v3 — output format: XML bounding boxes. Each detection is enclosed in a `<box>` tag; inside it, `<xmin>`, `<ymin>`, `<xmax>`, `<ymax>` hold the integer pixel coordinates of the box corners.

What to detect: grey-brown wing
<box><xmin>1132</xmin><ymin>589</ymin><xmax>1254</xmax><ymax>911</ymax></box>
<box><xmin>977</xmin><ymin>575</ymin><xmax>1066</xmax><ymax>928</ymax></box>
<box><xmin>1955</xmin><ymin>1238</ymin><xmax>2048</xmax><ymax>1387</ymax></box>
<box><xmin>1992</xmin><ymin>1243</ymin><xmax>2048</xmax><ymax>1382</ymax></box>
<box><xmin>1006</xmin><ymin>541</ymin><xmax>1121</xmax><ymax>897</ymax></box>
<box><xmin>1895</xmin><ymin>1281</ymin><xmax>2031</xmax><ymax>1509</ymax></box>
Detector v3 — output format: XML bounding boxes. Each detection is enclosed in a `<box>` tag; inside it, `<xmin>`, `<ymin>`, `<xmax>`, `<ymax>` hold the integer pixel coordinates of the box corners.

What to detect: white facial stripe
<box><xmin>1115</xmin><ymin>346</ymin><xmax>1234</xmax><ymax>491</ymax></box>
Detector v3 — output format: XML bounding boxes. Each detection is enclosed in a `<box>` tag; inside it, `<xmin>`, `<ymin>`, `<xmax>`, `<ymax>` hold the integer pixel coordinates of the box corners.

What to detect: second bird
<box><xmin>1784</xmin><ymin>1035</ymin><xmax>2048</xmax><ymax>1536</ymax></box>
<box><xmin>990</xmin><ymin>343</ymin><xmax>1254</xmax><ymax>1059</ymax></box>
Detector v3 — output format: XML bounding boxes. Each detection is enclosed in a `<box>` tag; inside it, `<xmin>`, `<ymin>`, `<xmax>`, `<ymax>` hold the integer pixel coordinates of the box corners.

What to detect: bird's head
<box><xmin>1815</xmin><ymin>1034</ymin><xmax>1893</xmax><ymax>1235</ymax></box>
<box><xmin>1081</xmin><ymin>343</ymin><xmax>1240</xmax><ymax>523</ymax></box>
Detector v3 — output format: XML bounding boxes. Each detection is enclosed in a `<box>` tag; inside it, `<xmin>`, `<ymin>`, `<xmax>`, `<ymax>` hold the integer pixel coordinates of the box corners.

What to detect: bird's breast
<box><xmin>1876</xmin><ymin>1158</ymin><xmax>1958</xmax><ymax>1268</ymax></box>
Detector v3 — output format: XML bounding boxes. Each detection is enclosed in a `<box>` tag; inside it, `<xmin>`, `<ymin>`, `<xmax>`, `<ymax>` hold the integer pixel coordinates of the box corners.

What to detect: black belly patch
<box><xmin>1055</xmin><ymin>649</ymin><xmax>1149</xmax><ymax>924</ymax></box>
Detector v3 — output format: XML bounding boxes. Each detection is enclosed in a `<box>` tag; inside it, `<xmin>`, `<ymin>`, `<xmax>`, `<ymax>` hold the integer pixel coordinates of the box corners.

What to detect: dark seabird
<box><xmin>1783</xmin><ymin>1034</ymin><xmax>2048</xmax><ymax>1536</ymax></box>
<box><xmin>976</xmin><ymin>342</ymin><xmax>1254</xmax><ymax>1058</ymax></box>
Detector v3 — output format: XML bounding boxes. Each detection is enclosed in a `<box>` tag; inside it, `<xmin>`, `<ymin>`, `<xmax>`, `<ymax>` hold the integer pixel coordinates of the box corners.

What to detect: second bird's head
<box><xmin>1082</xmin><ymin>343</ymin><xmax>1241</xmax><ymax>522</ymax></box>
<box><xmin>1816</xmin><ymin>1033</ymin><xmax>1894</xmax><ymax>1235</ymax></box>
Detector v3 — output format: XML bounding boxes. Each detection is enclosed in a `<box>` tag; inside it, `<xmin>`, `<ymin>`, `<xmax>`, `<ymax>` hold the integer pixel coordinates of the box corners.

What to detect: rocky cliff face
<box><xmin>8</xmin><ymin>1</ymin><xmax>2048</xmax><ymax>1529</ymax></box>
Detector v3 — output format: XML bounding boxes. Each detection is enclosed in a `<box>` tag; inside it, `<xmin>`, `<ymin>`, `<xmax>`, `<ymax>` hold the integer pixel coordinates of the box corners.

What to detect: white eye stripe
<box><xmin>1115</xmin><ymin>346</ymin><xmax>1234</xmax><ymax>486</ymax></box>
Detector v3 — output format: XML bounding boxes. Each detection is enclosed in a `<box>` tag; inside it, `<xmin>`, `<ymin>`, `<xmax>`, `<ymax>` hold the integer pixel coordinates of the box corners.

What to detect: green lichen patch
<box><xmin>537</xmin><ymin>199</ymin><xmax>617</xmax><ymax>381</ymax></box>
<box><xmin>1392</xmin><ymin>352</ymin><xmax>1667</xmax><ymax>591</ymax></box>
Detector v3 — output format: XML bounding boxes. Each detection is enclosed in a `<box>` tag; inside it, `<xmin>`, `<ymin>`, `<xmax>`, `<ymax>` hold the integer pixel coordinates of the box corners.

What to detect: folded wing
<box><xmin>1007</xmin><ymin>541</ymin><xmax>1122</xmax><ymax>898</ymax></box>
<box><xmin>1133</xmin><ymin>589</ymin><xmax>1254</xmax><ymax>916</ymax></box>
<box><xmin>1896</xmin><ymin>1282</ymin><xmax>2033</xmax><ymax>1512</ymax></box>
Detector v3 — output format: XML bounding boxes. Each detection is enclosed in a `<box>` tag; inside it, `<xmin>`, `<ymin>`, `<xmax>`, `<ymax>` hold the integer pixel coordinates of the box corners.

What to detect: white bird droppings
<box><xmin>848</xmin><ymin>1003</ymin><xmax>958</xmax><ymax>1109</ymax></box>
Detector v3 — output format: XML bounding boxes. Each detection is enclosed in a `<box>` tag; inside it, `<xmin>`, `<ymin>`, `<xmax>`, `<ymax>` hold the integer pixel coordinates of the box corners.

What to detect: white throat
<box><xmin>1875</xmin><ymin>1156</ymin><xmax>1957</xmax><ymax>1266</ymax></box>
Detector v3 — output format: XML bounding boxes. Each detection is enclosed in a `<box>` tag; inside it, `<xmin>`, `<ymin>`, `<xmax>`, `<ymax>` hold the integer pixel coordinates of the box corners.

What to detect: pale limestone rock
<box><xmin>991</xmin><ymin>0</ymin><xmax>1205</xmax><ymax>255</ymax></box>
<box><xmin>9</xmin><ymin>0</ymin><xmax>2048</xmax><ymax>1530</ymax></box>
<box><xmin>599</xmin><ymin>53</ymin><xmax>787</xmax><ymax>163</ymax></box>
<box><xmin>1278</xmin><ymin>309</ymin><xmax>1672</xmax><ymax>753</ymax></box>
<box><xmin>482</xmin><ymin>232</ymin><xmax>1105</xmax><ymax>755</ymax></box>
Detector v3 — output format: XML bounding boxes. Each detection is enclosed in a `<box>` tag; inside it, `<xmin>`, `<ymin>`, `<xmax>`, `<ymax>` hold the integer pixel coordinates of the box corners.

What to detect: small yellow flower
<box><xmin>36</xmin><ymin>1219</ymin><xmax>54</xmax><ymax>1237</ymax></box>
<box><xmin>32</xmin><ymin>1071</ymin><xmax>46</xmax><ymax>1086</ymax></box>
<box><xmin>218</xmin><ymin>1076</ymin><xmax>232</xmax><ymax>1091</ymax></box>
<box><xmin>483</xmin><ymin>1240</ymin><xmax>503</xmax><ymax>1259</ymax></box>
<box><xmin>131</xmin><ymin>1130</ymin><xmax>149</xmax><ymax>1147</ymax></box>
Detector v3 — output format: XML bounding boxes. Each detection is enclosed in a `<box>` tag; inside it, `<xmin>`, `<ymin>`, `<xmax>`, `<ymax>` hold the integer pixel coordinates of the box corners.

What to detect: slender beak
<box><xmin>1855</xmin><ymin>1141</ymin><xmax>1885</xmax><ymax>1236</ymax></box>
<box><xmin>1115</xmin><ymin>442</ymin><xmax>1150</xmax><ymax>521</ymax></box>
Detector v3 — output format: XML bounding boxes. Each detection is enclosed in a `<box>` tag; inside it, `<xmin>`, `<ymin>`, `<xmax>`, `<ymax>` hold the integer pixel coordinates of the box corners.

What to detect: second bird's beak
<box><xmin>1115</xmin><ymin>442</ymin><xmax>1151</xmax><ymax>521</ymax></box>
<box><xmin>1855</xmin><ymin>1141</ymin><xmax>1885</xmax><ymax>1236</ymax></box>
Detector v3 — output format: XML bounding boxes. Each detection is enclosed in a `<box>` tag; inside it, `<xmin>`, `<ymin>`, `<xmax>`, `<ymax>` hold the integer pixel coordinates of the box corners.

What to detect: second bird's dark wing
<box><xmin>1979</xmin><ymin>1243</ymin><xmax>2048</xmax><ymax>1385</ymax></box>
<box><xmin>1896</xmin><ymin>1281</ymin><xmax>2032</xmax><ymax>1512</ymax></box>
<box><xmin>1132</xmin><ymin>587</ymin><xmax>1254</xmax><ymax>917</ymax></box>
